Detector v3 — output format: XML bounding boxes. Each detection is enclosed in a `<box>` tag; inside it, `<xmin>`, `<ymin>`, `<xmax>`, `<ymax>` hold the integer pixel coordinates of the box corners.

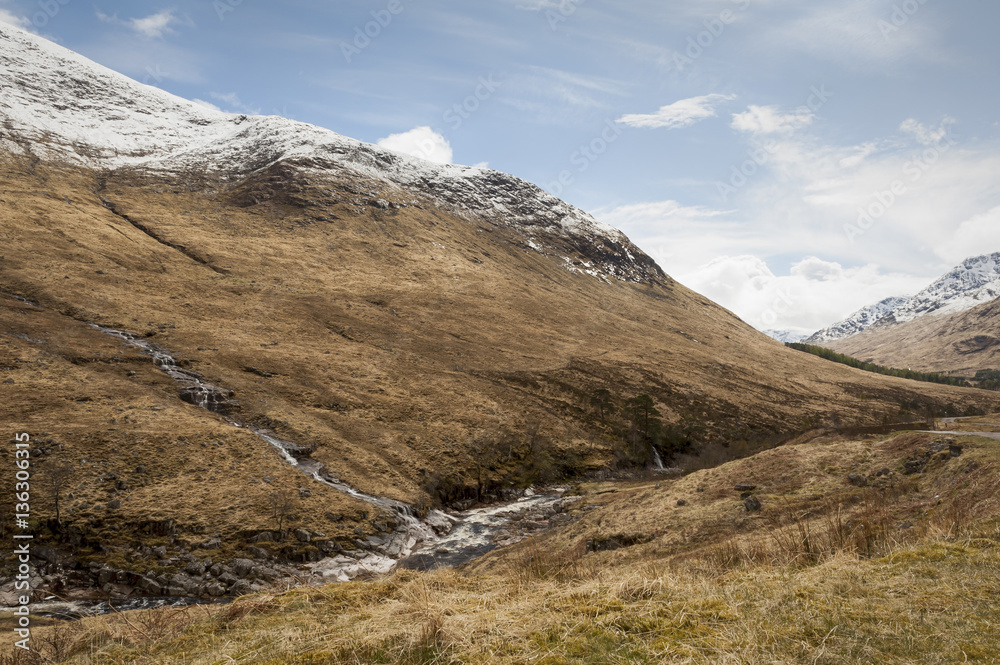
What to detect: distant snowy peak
<box><xmin>806</xmin><ymin>252</ymin><xmax>1000</xmax><ymax>345</ymax></box>
<box><xmin>804</xmin><ymin>296</ymin><xmax>910</xmax><ymax>344</ymax></box>
<box><xmin>0</xmin><ymin>23</ymin><xmax>663</xmax><ymax>284</ymax></box>
<box><xmin>764</xmin><ymin>329</ymin><xmax>809</xmax><ymax>344</ymax></box>
<box><xmin>885</xmin><ymin>253</ymin><xmax>1000</xmax><ymax>324</ymax></box>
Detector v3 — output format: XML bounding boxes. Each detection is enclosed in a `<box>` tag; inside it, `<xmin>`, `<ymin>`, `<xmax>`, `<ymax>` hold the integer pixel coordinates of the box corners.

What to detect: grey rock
<box><xmin>199</xmin><ymin>537</ymin><xmax>222</xmax><ymax>550</ymax></box>
<box><xmin>734</xmin><ymin>483</ymin><xmax>757</xmax><ymax>493</ymax></box>
<box><xmin>138</xmin><ymin>576</ymin><xmax>162</xmax><ymax>594</ymax></box>
<box><xmin>848</xmin><ymin>473</ymin><xmax>867</xmax><ymax>487</ymax></box>
<box><xmin>184</xmin><ymin>561</ymin><xmax>207</xmax><ymax>576</ymax></box>
<box><xmin>152</xmin><ymin>546</ymin><xmax>168</xmax><ymax>559</ymax></box>
<box><xmin>97</xmin><ymin>569</ymin><xmax>116</xmax><ymax>586</ymax></box>
<box><xmin>107</xmin><ymin>499</ymin><xmax>122</xmax><ymax>510</ymax></box>
<box><xmin>256</xmin><ymin>566</ymin><xmax>280</xmax><ymax>582</ymax></box>
<box><xmin>294</xmin><ymin>528</ymin><xmax>311</xmax><ymax>543</ymax></box>
<box><xmin>251</xmin><ymin>532</ymin><xmax>274</xmax><ymax>543</ymax></box>
<box><xmin>317</xmin><ymin>540</ymin><xmax>340</xmax><ymax>554</ymax></box>
<box><xmin>743</xmin><ymin>495</ymin><xmax>762</xmax><ymax>513</ymax></box>
<box><xmin>676</xmin><ymin>499</ymin><xmax>688</xmax><ymax>507</ymax></box>
<box><xmin>230</xmin><ymin>579</ymin><xmax>253</xmax><ymax>595</ymax></box>
<box><xmin>205</xmin><ymin>583</ymin><xmax>226</xmax><ymax>597</ymax></box>
<box><xmin>33</xmin><ymin>546</ymin><xmax>61</xmax><ymax>564</ymax></box>
<box><xmin>247</xmin><ymin>545</ymin><xmax>270</xmax><ymax>560</ymax></box>
<box><xmin>208</xmin><ymin>564</ymin><xmax>223</xmax><ymax>578</ymax></box>
<box><xmin>217</xmin><ymin>572</ymin><xmax>238</xmax><ymax>586</ymax></box>
<box><xmin>230</xmin><ymin>558</ymin><xmax>255</xmax><ymax>578</ymax></box>
<box><xmin>876</xmin><ymin>468</ymin><xmax>891</xmax><ymax>477</ymax></box>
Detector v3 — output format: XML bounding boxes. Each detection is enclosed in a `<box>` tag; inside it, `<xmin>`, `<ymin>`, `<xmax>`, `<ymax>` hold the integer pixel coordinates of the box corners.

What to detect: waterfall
<box><xmin>651</xmin><ymin>446</ymin><xmax>665</xmax><ymax>470</ymax></box>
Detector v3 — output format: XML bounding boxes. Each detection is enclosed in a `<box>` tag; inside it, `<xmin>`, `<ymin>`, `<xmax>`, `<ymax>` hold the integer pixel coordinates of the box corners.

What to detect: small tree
<box><xmin>267</xmin><ymin>489</ymin><xmax>299</xmax><ymax>537</ymax></box>
<box><xmin>42</xmin><ymin>463</ymin><xmax>75</xmax><ymax>528</ymax></box>
<box><xmin>590</xmin><ymin>388</ymin><xmax>613</xmax><ymax>420</ymax></box>
<box><xmin>466</xmin><ymin>433</ymin><xmax>505</xmax><ymax>501</ymax></box>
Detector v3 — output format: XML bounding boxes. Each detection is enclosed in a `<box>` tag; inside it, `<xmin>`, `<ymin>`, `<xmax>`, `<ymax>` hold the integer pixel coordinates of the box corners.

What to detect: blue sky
<box><xmin>3</xmin><ymin>0</ymin><xmax>999</xmax><ymax>334</ymax></box>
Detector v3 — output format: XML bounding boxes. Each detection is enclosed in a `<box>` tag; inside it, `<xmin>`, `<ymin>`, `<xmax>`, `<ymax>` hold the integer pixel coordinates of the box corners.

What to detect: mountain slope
<box><xmin>884</xmin><ymin>253</ymin><xmax>1000</xmax><ymax>325</ymax></box>
<box><xmin>804</xmin><ymin>296</ymin><xmax>909</xmax><ymax>344</ymax></box>
<box><xmin>1</xmin><ymin>23</ymin><xmax>998</xmax><ymax>596</ymax></box>
<box><xmin>829</xmin><ymin>296</ymin><xmax>1000</xmax><ymax>374</ymax></box>
<box><xmin>0</xmin><ymin>22</ymin><xmax>656</xmax><ymax>285</ymax></box>
<box><xmin>808</xmin><ymin>253</ymin><xmax>1000</xmax><ymax>347</ymax></box>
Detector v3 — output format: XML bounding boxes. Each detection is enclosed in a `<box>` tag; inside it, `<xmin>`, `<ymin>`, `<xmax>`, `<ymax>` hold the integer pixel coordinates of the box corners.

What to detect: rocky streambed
<box><xmin>1</xmin><ymin>489</ymin><xmax>582</xmax><ymax>620</ymax></box>
<box><xmin>0</xmin><ymin>325</ymin><xmax>585</xmax><ymax>618</ymax></box>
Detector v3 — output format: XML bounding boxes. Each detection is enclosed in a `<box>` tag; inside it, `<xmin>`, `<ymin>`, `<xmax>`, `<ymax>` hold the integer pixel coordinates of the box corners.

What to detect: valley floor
<box><xmin>4</xmin><ymin>422</ymin><xmax>999</xmax><ymax>664</ymax></box>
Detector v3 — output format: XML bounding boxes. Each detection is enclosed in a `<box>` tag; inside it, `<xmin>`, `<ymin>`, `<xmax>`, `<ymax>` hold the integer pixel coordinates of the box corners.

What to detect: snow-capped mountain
<box><xmin>883</xmin><ymin>253</ymin><xmax>1000</xmax><ymax>325</ymax></box>
<box><xmin>805</xmin><ymin>253</ymin><xmax>1000</xmax><ymax>345</ymax></box>
<box><xmin>803</xmin><ymin>296</ymin><xmax>909</xmax><ymax>344</ymax></box>
<box><xmin>0</xmin><ymin>22</ymin><xmax>661</xmax><ymax>284</ymax></box>
<box><xmin>763</xmin><ymin>329</ymin><xmax>809</xmax><ymax>344</ymax></box>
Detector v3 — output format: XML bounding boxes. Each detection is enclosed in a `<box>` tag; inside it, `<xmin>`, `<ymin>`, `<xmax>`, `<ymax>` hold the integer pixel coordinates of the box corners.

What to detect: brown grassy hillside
<box><xmin>2</xmin><ymin>150</ymin><xmax>999</xmax><ymax>551</ymax></box>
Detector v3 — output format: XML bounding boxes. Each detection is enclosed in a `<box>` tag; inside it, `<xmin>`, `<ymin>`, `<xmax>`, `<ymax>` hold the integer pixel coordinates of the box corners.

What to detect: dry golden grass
<box><xmin>4</xmin><ymin>429</ymin><xmax>998</xmax><ymax>664</ymax></box>
<box><xmin>829</xmin><ymin>297</ymin><xmax>1000</xmax><ymax>375</ymax></box>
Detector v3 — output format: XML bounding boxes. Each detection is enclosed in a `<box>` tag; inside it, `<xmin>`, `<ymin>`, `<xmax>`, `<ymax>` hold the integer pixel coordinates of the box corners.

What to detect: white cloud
<box><xmin>758</xmin><ymin>0</ymin><xmax>945</xmax><ymax>69</ymax></box>
<box><xmin>617</xmin><ymin>93</ymin><xmax>736</xmax><ymax>130</ymax></box>
<box><xmin>190</xmin><ymin>98</ymin><xmax>222</xmax><ymax>112</ymax></box>
<box><xmin>96</xmin><ymin>8</ymin><xmax>186</xmax><ymax>39</ymax></box>
<box><xmin>0</xmin><ymin>7</ymin><xmax>29</xmax><ymax>29</ymax></box>
<box><xmin>377</xmin><ymin>126</ymin><xmax>454</xmax><ymax>164</ymax></box>
<box><xmin>940</xmin><ymin>206</ymin><xmax>1000</xmax><ymax>265</ymax></box>
<box><xmin>596</xmin><ymin>112</ymin><xmax>1000</xmax><ymax>332</ymax></box>
<box><xmin>731</xmin><ymin>105</ymin><xmax>814</xmax><ymax>135</ymax></box>
<box><xmin>678</xmin><ymin>255</ymin><xmax>924</xmax><ymax>333</ymax></box>
<box><xmin>210</xmin><ymin>92</ymin><xmax>260</xmax><ymax>115</ymax></box>
<box><xmin>900</xmin><ymin>117</ymin><xmax>955</xmax><ymax>146</ymax></box>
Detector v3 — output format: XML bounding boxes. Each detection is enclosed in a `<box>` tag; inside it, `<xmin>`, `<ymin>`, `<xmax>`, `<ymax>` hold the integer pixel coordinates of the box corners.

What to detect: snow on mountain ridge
<box><xmin>763</xmin><ymin>329</ymin><xmax>809</xmax><ymax>344</ymax></box>
<box><xmin>0</xmin><ymin>23</ymin><xmax>659</xmax><ymax>283</ymax></box>
<box><xmin>803</xmin><ymin>296</ymin><xmax>910</xmax><ymax>344</ymax></box>
<box><xmin>887</xmin><ymin>253</ymin><xmax>1000</xmax><ymax>324</ymax></box>
<box><xmin>805</xmin><ymin>252</ymin><xmax>1000</xmax><ymax>345</ymax></box>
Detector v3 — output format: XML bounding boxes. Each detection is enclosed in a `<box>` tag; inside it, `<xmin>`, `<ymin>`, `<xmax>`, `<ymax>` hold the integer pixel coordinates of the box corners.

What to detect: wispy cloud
<box><xmin>900</xmin><ymin>117</ymin><xmax>956</xmax><ymax>146</ymax></box>
<box><xmin>210</xmin><ymin>92</ymin><xmax>261</xmax><ymax>115</ymax></box>
<box><xmin>757</xmin><ymin>0</ymin><xmax>945</xmax><ymax>68</ymax></box>
<box><xmin>96</xmin><ymin>8</ymin><xmax>189</xmax><ymax>39</ymax></box>
<box><xmin>616</xmin><ymin>93</ymin><xmax>736</xmax><ymax>130</ymax></box>
<box><xmin>0</xmin><ymin>6</ymin><xmax>29</xmax><ymax>30</ymax></box>
<box><xmin>731</xmin><ymin>105</ymin><xmax>814</xmax><ymax>135</ymax></box>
